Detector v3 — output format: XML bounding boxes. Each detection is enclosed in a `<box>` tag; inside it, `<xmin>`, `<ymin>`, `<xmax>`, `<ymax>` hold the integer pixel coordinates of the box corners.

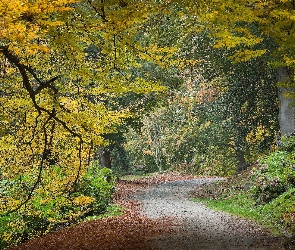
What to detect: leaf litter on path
<box><xmin>8</xmin><ymin>173</ymin><xmax>284</xmax><ymax>250</ymax></box>
<box><xmin>8</xmin><ymin>173</ymin><xmax>191</xmax><ymax>250</ymax></box>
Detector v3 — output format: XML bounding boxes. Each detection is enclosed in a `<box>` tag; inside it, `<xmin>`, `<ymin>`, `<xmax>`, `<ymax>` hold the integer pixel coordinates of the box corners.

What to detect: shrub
<box><xmin>279</xmin><ymin>133</ymin><xmax>295</xmax><ymax>152</ymax></box>
<box><xmin>0</xmin><ymin>166</ymin><xmax>115</xmax><ymax>248</ymax></box>
<box><xmin>263</xmin><ymin>188</ymin><xmax>295</xmax><ymax>234</ymax></box>
<box><xmin>250</xmin><ymin>151</ymin><xmax>295</xmax><ymax>204</ymax></box>
<box><xmin>73</xmin><ymin>167</ymin><xmax>116</xmax><ymax>216</ymax></box>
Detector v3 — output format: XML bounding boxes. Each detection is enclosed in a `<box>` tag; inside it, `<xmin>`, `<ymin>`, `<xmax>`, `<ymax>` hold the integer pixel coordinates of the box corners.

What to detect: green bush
<box><xmin>0</xmin><ymin>166</ymin><xmax>115</xmax><ymax>249</ymax></box>
<box><xmin>262</xmin><ymin>188</ymin><xmax>295</xmax><ymax>233</ymax></box>
<box><xmin>279</xmin><ymin>134</ymin><xmax>295</xmax><ymax>152</ymax></box>
<box><xmin>250</xmin><ymin>151</ymin><xmax>295</xmax><ymax>204</ymax></box>
<box><xmin>73</xmin><ymin>167</ymin><xmax>116</xmax><ymax>215</ymax></box>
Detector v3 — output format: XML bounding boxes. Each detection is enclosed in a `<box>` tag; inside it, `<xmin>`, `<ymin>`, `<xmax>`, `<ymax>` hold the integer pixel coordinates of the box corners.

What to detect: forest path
<box><xmin>132</xmin><ymin>178</ymin><xmax>283</xmax><ymax>250</ymax></box>
<box><xmin>10</xmin><ymin>174</ymin><xmax>284</xmax><ymax>250</ymax></box>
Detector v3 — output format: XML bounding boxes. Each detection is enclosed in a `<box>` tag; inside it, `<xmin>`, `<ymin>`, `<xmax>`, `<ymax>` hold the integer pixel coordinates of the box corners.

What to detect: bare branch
<box><xmin>87</xmin><ymin>0</ymin><xmax>108</xmax><ymax>22</ymax></box>
<box><xmin>0</xmin><ymin>46</ymin><xmax>83</xmax><ymax>140</ymax></box>
<box><xmin>4</xmin><ymin>115</ymin><xmax>52</xmax><ymax>215</ymax></box>
<box><xmin>0</xmin><ymin>46</ymin><xmax>59</xmax><ymax>97</ymax></box>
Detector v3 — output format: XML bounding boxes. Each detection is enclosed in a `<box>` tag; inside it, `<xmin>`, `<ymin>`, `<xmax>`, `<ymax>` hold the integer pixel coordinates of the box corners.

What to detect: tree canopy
<box><xmin>0</xmin><ymin>0</ymin><xmax>171</xmax><ymax>245</ymax></box>
<box><xmin>1</xmin><ymin>0</ymin><xmax>295</xmax><ymax>247</ymax></box>
<box><xmin>0</xmin><ymin>0</ymin><xmax>166</xmax><ymax>194</ymax></box>
<box><xmin>182</xmin><ymin>0</ymin><xmax>295</xmax><ymax>66</ymax></box>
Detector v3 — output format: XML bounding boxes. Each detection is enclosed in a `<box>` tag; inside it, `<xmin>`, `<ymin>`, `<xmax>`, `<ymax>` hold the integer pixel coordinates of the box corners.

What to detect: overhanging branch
<box><xmin>0</xmin><ymin>46</ymin><xmax>82</xmax><ymax>140</ymax></box>
<box><xmin>0</xmin><ymin>46</ymin><xmax>59</xmax><ymax>97</ymax></box>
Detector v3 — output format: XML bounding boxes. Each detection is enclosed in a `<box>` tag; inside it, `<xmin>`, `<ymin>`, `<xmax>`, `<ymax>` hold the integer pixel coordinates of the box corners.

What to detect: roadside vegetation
<box><xmin>191</xmin><ymin>136</ymin><xmax>295</xmax><ymax>244</ymax></box>
<box><xmin>1</xmin><ymin>1</ymin><xmax>295</xmax><ymax>249</ymax></box>
<box><xmin>0</xmin><ymin>166</ymin><xmax>116</xmax><ymax>249</ymax></box>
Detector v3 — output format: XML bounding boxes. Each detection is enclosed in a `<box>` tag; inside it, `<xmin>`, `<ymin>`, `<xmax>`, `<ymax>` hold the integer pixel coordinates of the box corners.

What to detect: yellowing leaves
<box><xmin>213</xmin><ymin>30</ymin><xmax>263</xmax><ymax>49</ymax></box>
<box><xmin>72</xmin><ymin>195</ymin><xmax>95</xmax><ymax>206</ymax></box>
<box><xmin>228</xmin><ymin>49</ymin><xmax>267</xmax><ymax>62</ymax></box>
<box><xmin>174</xmin><ymin>58</ymin><xmax>202</xmax><ymax>70</ymax></box>
<box><xmin>0</xmin><ymin>2</ymin><xmax>176</xmax><ymax>244</ymax></box>
<box><xmin>0</xmin><ymin>0</ymin><xmax>78</xmax><ymax>56</ymax></box>
<box><xmin>246</xmin><ymin>125</ymin><xmax>268</xmax><ymax>144</ymax></box>
<box><xmin>194</xmin><ymin>0</ymin><xmax>295</xmax><ymax>66</ymax></box>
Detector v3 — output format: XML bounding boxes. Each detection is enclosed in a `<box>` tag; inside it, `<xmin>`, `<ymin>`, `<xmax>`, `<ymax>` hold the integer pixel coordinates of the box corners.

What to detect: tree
<box><xmin>192</xmin><ymin>33</ymin><xmax>279</xmax><ymax>173</ymax></box>
<box><xmin>0</xmin><ymin>0</ymin><xmax>173</xmax><ymax>245</ymax></box>
<box><xmin>123</xmin><ymin>11</ymin><xmax>280</xmax><ymax>174</ymax></box>
<box><xmin>181</xmin><ymin>0</ymin><xmax>295</xmax><ymax>136</ymax></box>
<box><xmin>2</xmin><ymin>1</ymin><xmax>294</xmax><ymax>244</ymax></box>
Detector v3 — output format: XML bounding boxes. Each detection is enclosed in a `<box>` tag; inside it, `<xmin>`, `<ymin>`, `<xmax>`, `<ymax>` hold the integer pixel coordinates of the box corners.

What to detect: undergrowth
<box><xmin>191</xmin><ymin>150</ymin><xmax>295</xmax><ymax>238</ymax></box>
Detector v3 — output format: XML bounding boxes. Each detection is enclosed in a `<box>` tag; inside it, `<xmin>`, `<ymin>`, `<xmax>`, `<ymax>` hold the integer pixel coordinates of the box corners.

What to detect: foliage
<box><xmin>0</xmin><ymin>167</ymin><xmax>115</xmax><ymax>248</ymax></box>
<box><xmin>74</xmin><ymin>167</ymin><xmax>115</xmax><ymax>216</ymax></box>
<box><xmin>124</xmin><ymin>37</ymin><xmax>279</xmax><ymax>175</ymax></box>
<box><xmin>124</xmin><ymin>80</ymin><xmax>237</xmax><ymax>176</ymax></box>
<box><xmin>192</xmin><ymin>152</ymin><xmax>295</xmax><ymax>236</ymax></box>
<box><xmin>9</xmin><ymin>173</ymin><xmax>195</xmax><ymax>250</ymax></box>
<box><xmin>262</xmin><ymin>188</ymin><xmax>295</xmax><ymax>234</ymax></box>
<box><xmin>122</xmin><ymin>10</ymin><xmax>279</xmax><ymax>174</ymax></box>
<box><xmin>178</xmin><ymin>26</ymin><xmax>279</xmax><ymax>172</ymax></box>
<box><xmin>279</xmin><ymin>133</ymin><xmax>295</xmax><ymax>152</ymax></box>
<box><xmin>1</xmin><ymin>0</ymin><xmax>295</xmax><ymax>246</ymax></box>
<box><xmin>0</xmin><ymin>0</ymin><xmax>173</xmax><ymax>246</ymax></box>
<box><xmin>192</xmin><ymin>192</ymin><xmax>287</xmax><ymax>236</ymax></box>
<box><xmin>182</xmin><ymin>0</ymin><xmax>295</xmax><ymax>68</ymax></box>
<box><xmin>108</xmin><ymin>143</ymin><xmax>130</xmax><ymax>175</ymax></box>
<box><xmin>250</xmin><ymin>151</ymin><xmax>295</xmax><ymax>204</ymax></box>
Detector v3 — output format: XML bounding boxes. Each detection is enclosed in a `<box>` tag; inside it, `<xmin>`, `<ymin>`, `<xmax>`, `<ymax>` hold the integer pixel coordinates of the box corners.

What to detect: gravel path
<box><xmin>132</xmin><ymin>178</ymin><xmax>284</xmax><ymax>250</ymax></box>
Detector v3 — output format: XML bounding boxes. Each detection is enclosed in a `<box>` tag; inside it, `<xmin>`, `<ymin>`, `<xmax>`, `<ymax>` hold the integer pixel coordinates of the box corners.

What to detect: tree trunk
<box><xmin>235</xmin><ymin>147</ymin><xmax>248</xmax><ymax>174</ymax></box>
<box><xmin>277</xmin><ymin>67</ymin><xmax>295</xmax><ymax>136</ymax></box>
<box><xmin>100</xmin><ymin>148</ymin><xmax>112</xmax><ymax>169</ymax></box>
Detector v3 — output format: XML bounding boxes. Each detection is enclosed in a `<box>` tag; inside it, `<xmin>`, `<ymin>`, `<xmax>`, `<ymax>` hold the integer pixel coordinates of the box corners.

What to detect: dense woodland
<box><xmin>1</xmin><ymin>0</ymin><xmax>295</xmax><ymax>248</ymax></box>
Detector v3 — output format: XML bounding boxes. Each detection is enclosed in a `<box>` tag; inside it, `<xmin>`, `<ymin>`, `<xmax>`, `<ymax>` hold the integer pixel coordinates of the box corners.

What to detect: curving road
<box><xmin>132</xmin><ymin>178</ymin><xmax>284</xmax><ymax>250</ymax></box>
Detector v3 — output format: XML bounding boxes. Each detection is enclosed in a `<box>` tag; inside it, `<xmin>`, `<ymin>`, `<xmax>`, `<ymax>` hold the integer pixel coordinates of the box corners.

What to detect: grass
<box><xmin>119</xmin><ymin>173</ymin><xmax>151</xmax><ymax>181</ymax></box>
<box><xmin>190</xmin><ymin>168</ymin><xmax>295</xmax><ymax>237</ymax></box>
<box><xmin>192</xmin><ymin>194</ymin><xmax>282</xmax><ymax>236</ymax></box>
<box><xmin>192</xmin><ymin>193</ymin><xmax>259</xmax><ymax>219</ymax></box>
<box><xmin>82</xmin><ymin>204</ymin><xmax>123</xmax><ymax>221</ymax></box>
